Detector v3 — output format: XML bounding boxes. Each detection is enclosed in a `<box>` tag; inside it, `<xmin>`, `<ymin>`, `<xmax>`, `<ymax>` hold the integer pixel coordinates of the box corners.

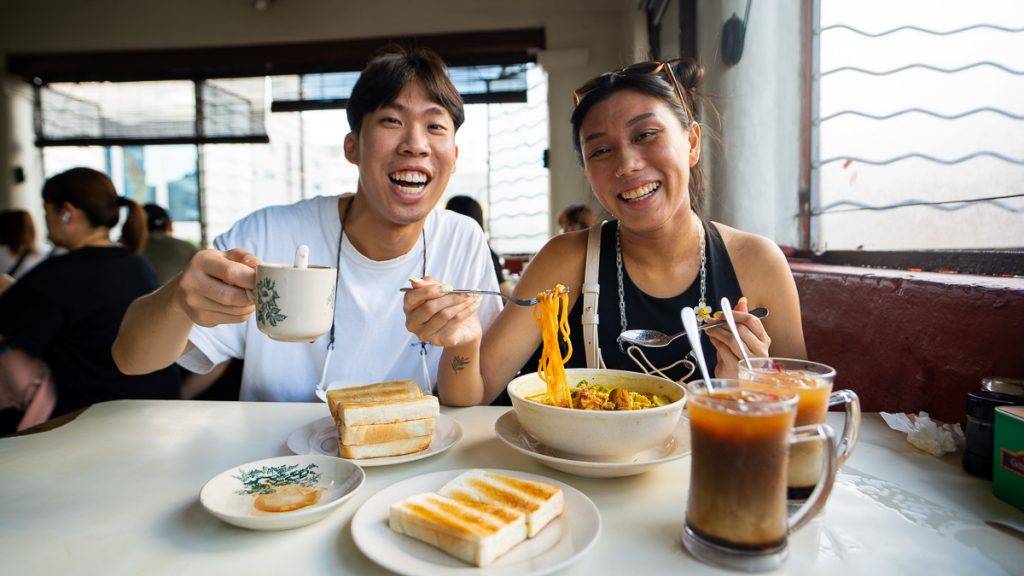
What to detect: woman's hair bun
<box><xmin>674</xmin><ymin>57</ymin><xmax>704</xmax><ymax>91</ymax></box>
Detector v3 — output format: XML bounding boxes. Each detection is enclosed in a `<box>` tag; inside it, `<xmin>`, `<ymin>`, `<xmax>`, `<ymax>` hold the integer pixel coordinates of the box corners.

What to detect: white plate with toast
<box><xmin>199</xmin><ymin>454</ymin><xmax>364</xmax><ymax>531</ymax></box>
<box><xmin>286</xmin><ymin>414</ymin><xmax>463</xmax><ymax>466</ymax></box>
<box><xmin>351</xmin><ymin>468</ymin><xmax>601</xmax><ymax>576</ymax></box>
<box><xmin>494</xmin><ymin>410</ymin><xmax>691</xmax><ymax>478</ymax></box>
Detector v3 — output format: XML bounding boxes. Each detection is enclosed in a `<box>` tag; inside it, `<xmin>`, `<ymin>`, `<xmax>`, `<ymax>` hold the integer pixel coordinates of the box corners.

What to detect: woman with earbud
<box><xmin>0</xmin><ymin>167</ymin><xmax>179</xmax><ymax>431</ymax></box>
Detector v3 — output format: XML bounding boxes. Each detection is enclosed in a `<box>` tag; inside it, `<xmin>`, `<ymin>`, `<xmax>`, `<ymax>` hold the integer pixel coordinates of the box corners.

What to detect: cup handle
<box><xmin>828</xmin><ymin>389</ymin><xmax>861</xmax><ymax>467</ymax></box>
<box><xmin>787</xmin><ymin>423</ymin><xmax>837</xmax><ymax>534</ymax></box>
<box><xmin>245</xmin><ymin>288</ymin><xmax>257</xmax><ymax>306</ymax></box>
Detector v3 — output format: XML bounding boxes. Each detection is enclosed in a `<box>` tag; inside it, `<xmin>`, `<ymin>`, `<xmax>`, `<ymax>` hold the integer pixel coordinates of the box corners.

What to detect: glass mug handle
<box><xmin>787</xmin><ymin>423</ymin><xmax>838</xmax><ymax>534</ymax></box>
<box><xmin>828</xmin><ymin>389</ymin><xmax>861</xmax><ymax>466</ymax></box>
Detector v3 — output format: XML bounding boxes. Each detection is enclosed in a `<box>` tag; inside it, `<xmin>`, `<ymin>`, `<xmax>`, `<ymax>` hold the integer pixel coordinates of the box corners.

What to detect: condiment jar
<box><xmin>963</xmin><ymin>390</ymin><xmax>1024</xmax><ymax>479</ymax></box>
<box><xmin>981</xmin><ymin>377</ymin><xmax>1024</xmax><ymax>399</ymax></box>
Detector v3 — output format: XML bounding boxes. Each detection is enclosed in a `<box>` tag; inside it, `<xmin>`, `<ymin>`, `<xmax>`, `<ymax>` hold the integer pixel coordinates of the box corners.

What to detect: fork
<box><xmin>399</xmin><ymin>287</ymin><xmax>569</xmax><ymax>307</ymax></box>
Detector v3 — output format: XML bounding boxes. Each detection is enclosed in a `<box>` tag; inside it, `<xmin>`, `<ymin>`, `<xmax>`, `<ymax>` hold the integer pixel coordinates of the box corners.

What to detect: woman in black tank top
<box><xmin>406</xmin><ymin>58</ymin><xmax>807</xmax><ymax>407</ymax></box>
<box><xmin>527</xmin><ymin>220</ymin><xmax>743</xmax><ymax>382</ymax></box>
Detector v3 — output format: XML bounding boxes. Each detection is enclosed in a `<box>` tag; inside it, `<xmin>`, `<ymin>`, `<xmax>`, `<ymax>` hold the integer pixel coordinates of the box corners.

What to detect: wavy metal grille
<box><xmin>484</xmin><ymin>71</ymin><xmax>550</xmax><ymax>254</ymax></box>
<box><xmin>811</xmin><ymin>1</ymin><xmax>1024</xmax><ymax>250</ymax></box>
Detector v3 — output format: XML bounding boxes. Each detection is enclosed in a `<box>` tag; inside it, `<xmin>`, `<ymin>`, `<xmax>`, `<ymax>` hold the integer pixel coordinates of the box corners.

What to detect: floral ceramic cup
<box><xmin>249</xmin><ymin>263</ymin><xmax>337</xmax><ymax>343</ymax></box>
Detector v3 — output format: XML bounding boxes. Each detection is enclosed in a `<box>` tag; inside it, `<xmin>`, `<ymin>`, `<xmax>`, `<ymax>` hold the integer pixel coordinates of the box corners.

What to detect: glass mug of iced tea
<box><xmin>738</xmin><ymin>358</ymin><xmax>860</xmax><ymax>500</ymax></box>
<box><xmin>683</xmin><ymin>379</ymin><xmax>838</xmax><ymax>572</ymax></box>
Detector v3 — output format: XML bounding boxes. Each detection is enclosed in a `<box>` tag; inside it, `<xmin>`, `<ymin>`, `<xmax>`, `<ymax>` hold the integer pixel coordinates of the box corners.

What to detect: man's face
<box><xmin>344</xmin><ymin>79</ymin><xmax>459</xmax><ymax>228</ymax></box>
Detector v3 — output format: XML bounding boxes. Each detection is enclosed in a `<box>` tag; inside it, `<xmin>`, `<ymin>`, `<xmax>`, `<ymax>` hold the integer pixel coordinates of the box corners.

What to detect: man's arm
<box><xmin>112</xmin><ymin>248</ymin><xmax>259</xmax><ymax>374</ymax></box>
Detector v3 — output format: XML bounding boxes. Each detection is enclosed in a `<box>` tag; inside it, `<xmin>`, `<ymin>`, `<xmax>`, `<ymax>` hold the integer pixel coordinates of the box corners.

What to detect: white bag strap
<box><xmin>583</xmin><ymin>221</ymin><xmax>605</xmax><ymax>369</ymax></box>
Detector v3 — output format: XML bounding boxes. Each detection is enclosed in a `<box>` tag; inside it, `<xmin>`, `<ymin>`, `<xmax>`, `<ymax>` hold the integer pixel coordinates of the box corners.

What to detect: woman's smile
<box><xmin>620</xmin><ymin>181</ymin><xmax>661</xmax><ymax>203</ymax></box>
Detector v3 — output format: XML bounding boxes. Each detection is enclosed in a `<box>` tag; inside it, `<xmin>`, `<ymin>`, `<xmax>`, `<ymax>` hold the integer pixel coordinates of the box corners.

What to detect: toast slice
<box><xmin>340</xmin><ymin>417</ymin><xmax>435</xmax><ymax>446</ymax></box>
<box><xmin>338</xmin><ymin>435</ymin><xmax>432</xmax><ymax>459</ymax></box>
<box><xmin>389</xmin><ymin>492</ymin><xmax>527</xmax><ymax>566</ymax></box>
<box><xmin>439</xmin><ymin>470</ymin><xmax>564</xmax><ymax>537</ymax></box>
<box><xmin>338</xmin><ymin>395</ymin><xmax>439</xmax><ymax>426</ymax></box>
<box><xmin>327</xmin><ymin>380</ymin><xmax>422</xmax><ymax>421</ymax></box>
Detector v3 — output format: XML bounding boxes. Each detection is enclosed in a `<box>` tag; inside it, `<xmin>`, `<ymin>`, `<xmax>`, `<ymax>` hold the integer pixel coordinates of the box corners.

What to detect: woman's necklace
<box><xmin>615</xmin><ymin>218</ymin><xmax>706</xmax><ymax>382</ymax></box>
<box><xmin>615</xmin><ymin>217</ymin><xmax>708</xmax><ymax>340</ymax></box>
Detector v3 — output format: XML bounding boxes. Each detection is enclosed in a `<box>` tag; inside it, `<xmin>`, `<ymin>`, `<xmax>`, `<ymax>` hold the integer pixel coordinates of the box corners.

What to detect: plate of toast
<box><xmin>288</xmin><ymin>379</ymin><xmax>462</xmax><ymax>466</ymax></box>
<box><xmin>351</xmin><ymin>468</ymin><xmax>601</xmax><ymax>575</ymax></box>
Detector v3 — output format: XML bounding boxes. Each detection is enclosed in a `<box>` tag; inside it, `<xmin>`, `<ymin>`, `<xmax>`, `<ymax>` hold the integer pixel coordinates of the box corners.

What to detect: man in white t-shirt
<box><xmin>113</xmin><ymin>47</ymin><xmax>501</xmax><ymax>405</ymax></box>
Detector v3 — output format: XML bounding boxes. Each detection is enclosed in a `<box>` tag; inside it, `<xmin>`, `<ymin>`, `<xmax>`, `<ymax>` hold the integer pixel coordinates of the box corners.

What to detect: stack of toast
<box><xmin>389</xmin><ymin>469</ymin><xmax>565</xmax><ymax>566</ymax></box>
<box><xmin>327</xmin><ymin>380</ymin><xmax>439</xmax><ymax>459</ymax></box>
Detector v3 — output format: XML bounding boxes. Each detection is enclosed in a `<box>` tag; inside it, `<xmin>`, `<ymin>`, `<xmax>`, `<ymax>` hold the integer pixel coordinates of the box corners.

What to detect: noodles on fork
<box><xmin>534</xmin><ymin>284</ymin><xmax>572</xmax><ymax>408</ymax></box>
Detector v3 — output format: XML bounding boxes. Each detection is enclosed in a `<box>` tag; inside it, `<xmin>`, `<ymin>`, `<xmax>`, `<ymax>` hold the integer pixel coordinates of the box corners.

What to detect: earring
<box><xmin>61</xmin><ymin>211</ymin><xmax>71</xmax><ymax>223</ymax></box>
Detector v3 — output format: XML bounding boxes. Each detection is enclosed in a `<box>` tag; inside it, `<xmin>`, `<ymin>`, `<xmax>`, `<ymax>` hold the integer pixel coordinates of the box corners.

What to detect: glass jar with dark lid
<box><xmin>981</xmin><ymin>377</ymin><xmax>1024</xmax><ymax>398</ymax></box>
<box><xmin>963</xmin><ymin>390</ymin><xmax>1024</xmax><ymax>479</ymax></box>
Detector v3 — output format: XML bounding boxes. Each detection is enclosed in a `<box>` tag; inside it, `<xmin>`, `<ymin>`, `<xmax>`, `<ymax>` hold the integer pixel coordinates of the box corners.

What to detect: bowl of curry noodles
<box><xmin>507</xmin><ymin>368</ymin><xmax>686</xmax><ymax>462</ymax></box>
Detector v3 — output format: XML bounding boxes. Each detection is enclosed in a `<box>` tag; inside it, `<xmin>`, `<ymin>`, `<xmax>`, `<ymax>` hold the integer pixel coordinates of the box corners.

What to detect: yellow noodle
<box><xmin>534</xmin><ymin>284</ymin><xmax>572</xmax><ymax>407</ymax></box>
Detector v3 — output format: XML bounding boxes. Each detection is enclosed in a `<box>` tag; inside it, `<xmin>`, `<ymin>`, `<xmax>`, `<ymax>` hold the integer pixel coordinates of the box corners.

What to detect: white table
<box><xmin>1</xmin><ymin>401</ymin><xmax>1021</xmax><ymax>575</ymax></box>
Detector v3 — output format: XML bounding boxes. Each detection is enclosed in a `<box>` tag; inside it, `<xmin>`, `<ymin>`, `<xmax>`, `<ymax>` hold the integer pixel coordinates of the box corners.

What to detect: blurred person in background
<box><xmin>142</xmin><ymin>203</ymin><xmax>198</xmax><ymax>284</ymax></box>
<box><xmin>445</xmin><ymin>195</ymin><xmax>511</xmax><ymax>295</ymax></box>
<box><xmin>556</xmin><ymin>203</ymin><xmax>597</xmax><ymax>233</ymax></box>
<box><xmin>0</xmin><ymin>209</ymin><xmax>49</xmax><ymax>294</ymax></box>
<box><xmin>141</xmin><ymin>203</ymin><xmax>231</xmax><ymax>400</ymax></box>
<box><xmin>0</xmin><ymin>168</ymin><xmax>180</xmax><ymax>433</ymax></box>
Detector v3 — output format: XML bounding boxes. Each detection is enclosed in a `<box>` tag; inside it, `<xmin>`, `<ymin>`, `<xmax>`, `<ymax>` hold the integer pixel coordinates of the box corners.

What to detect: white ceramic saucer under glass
<box><xmin>494</xmin><ymin>410</ymin><xmax>691</xmax><ymax>478</ymax></box>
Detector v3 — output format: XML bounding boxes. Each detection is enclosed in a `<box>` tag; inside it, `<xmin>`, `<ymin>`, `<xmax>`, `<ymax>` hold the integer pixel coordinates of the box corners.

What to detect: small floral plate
<box><xmin>200</xmin><ymin>454</ymin><xmax>364</xmax><ymax>530</ymax></box>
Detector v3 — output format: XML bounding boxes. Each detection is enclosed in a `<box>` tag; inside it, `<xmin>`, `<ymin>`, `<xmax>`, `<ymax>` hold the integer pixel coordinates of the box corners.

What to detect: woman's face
<box><xmin>577</xmin><ymin>89</ymin><xmax>700</xmax><ymax>234</ymax></box>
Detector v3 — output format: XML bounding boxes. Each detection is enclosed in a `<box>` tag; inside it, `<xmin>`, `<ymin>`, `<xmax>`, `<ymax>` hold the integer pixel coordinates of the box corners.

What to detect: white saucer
<box><xmin>494</xmin><ymin>410</ymin><xmax>691</xmax><ymax>478</ymax></box>
<box><xmin>351</xmin><ymin>468</ymin><xmax>600</xmax><ymax>575</ymax></box>
<box><xmin>286</xmin><ymin>414</ymin><xmax>462</xmax><ymax>467</ymax></box>
<box><xmin>199</xmin><ymin>454</ymin><xmax>364</xmax><ymax>530</ymax></box>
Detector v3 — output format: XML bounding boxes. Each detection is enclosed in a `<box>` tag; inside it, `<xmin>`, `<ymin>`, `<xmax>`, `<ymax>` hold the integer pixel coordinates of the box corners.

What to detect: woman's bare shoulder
<box><xmin>523</xmin><ymin>229</ymin><xmax>590</xmax><ymax>286</ymax></box>
<box><xmin>711</xmin><ymin>221</ymin><xmax>787</xmax><ymax>270</ymax></box>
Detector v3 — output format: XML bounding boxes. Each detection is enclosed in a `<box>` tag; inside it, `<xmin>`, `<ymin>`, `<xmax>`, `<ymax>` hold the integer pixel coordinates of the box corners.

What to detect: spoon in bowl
<box><xmin>681</xmin><ymin>307</ymin><xmax>712</xmax><ymax>390</ymax></box>
<box><xmin>720</xmin><ymin>297</ymin><xmax>752</xmax><ymax>367</ymax></box>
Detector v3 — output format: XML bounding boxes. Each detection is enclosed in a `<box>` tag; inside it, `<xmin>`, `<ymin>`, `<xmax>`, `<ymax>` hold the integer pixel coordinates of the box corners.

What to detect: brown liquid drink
<box><xmin>683</xmin><ymin>379</ymin><xmax>838</xmax><ymax>572</ymax></box>
<box><xmin>738</xmin><ymin>359</ymin><xmax>859</xmax><ymax>501</ymax></box>
<box><xmin>685</xmin><ymin>384</ymin><xmax>796</xmax><ymax>551</ymax></box>
<box><xmin>789</xmin><ymin>379</ymin><xmax>830</xmax><ymax>499</ymax></box>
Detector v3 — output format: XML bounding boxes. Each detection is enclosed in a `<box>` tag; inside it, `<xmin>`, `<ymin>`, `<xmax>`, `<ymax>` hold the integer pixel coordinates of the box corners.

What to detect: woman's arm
<box><xmin>479</xmin><ymin>232</ymin><xmax>588</xmax><ymax>404</ymax></box>
<box><xmin>112</xmin><ymin>248</ymin><xmax>259</xmax><ymax>374</ymax></box>
<box><xmin>0</xmin><ymin>273</ymin><xmax>14</xmax><ymax>297</ymax></box>
<box><xmin>708</xmin><ymin>226</ymin><xmax>806</xmax><ymax>377</ymax></box>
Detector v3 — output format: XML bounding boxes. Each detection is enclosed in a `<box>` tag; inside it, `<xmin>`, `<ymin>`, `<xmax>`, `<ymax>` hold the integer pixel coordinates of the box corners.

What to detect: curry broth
<box><xmin>527</xmin><ymin>378</ymin><xmax>674</xmax><ymax>411</ymax></box>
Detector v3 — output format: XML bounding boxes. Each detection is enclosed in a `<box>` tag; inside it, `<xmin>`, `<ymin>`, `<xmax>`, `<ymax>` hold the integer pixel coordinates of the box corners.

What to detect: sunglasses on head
<box><xmin>572</xmin><ymin>59</ymin><xmax>686</xmax><ymax>109</ymax></box>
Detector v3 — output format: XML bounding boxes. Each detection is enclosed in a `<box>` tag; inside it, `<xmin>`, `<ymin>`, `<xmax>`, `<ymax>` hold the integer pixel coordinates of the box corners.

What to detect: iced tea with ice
<box><xmin>683</xmin><ymin>379</ymin><xmax>837</xmax><ymax>572</ymax></box>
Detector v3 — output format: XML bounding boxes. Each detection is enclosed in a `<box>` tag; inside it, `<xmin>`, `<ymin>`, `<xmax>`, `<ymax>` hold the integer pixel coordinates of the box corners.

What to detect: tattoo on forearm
<box><xmin>451</xmin><ymin>356</ymin><xmax>470</xmax><ymax>373</ymax></box>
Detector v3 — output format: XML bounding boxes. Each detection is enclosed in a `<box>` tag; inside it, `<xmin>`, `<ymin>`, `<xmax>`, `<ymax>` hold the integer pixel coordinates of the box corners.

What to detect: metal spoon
<box><xmin>681</xmin><ymin>307</ymin><xmax>712</xmax><ymax>391</ymax></box>
<box><xmin>720</xmin><ymin>297</ymin><xmax>751</xmax><ymax>366</ymax></box>
<box><xmin>617</xmin><ymin>307</ymin><xmax>768</xmax><ymax>348</ymax></box>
